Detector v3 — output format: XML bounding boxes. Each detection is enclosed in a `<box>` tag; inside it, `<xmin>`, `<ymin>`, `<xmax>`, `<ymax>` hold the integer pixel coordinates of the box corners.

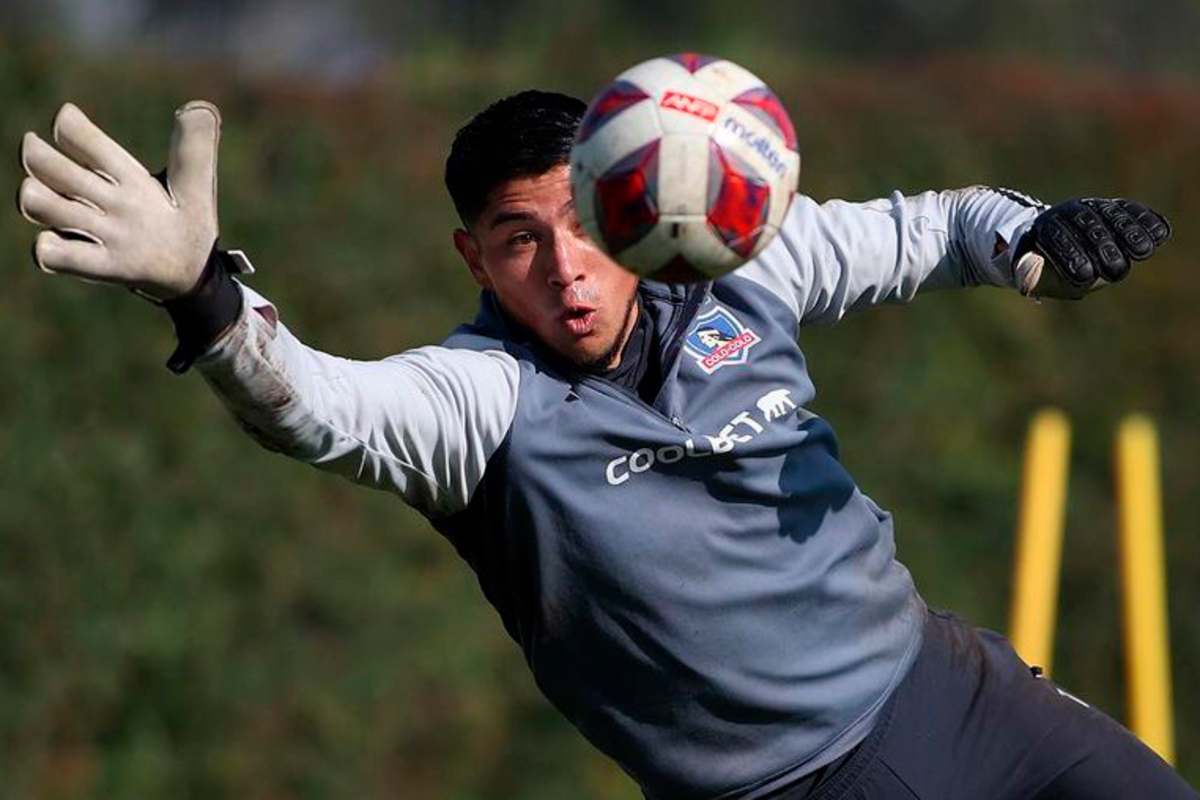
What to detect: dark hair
<box><xmin>445</xmin><ymin>90</ymin><xmax>587</xmax><ymax>227</ymax></box>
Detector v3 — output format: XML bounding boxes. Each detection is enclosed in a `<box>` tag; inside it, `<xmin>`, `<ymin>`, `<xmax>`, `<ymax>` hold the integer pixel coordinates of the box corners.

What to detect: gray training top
<box><xmin>196</xmin><ymin>189</ymin><xmax>1041</xmax><ymax>799</ymax></box>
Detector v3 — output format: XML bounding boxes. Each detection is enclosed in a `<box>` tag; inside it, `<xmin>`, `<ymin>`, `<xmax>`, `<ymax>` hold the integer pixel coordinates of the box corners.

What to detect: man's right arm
<box><xmin>196</xmin><ymin>281</ymin><xmax>519</xmax><ymax>519</ymax></box>
<box><xmin>16</xmin><ymin>101</ymin><xmax>520</xmax><ymax>520</ymax></box>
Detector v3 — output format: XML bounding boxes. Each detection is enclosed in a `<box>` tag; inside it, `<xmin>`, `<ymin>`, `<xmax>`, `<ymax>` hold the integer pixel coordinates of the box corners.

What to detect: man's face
<box><xmin>453</xmin><ymin>165</ymin><xmax>641</xmax><ymax>370</ymax></box>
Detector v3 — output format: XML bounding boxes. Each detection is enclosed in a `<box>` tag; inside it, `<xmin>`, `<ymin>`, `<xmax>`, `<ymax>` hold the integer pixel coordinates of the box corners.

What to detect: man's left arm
<box><xmin>736</xmin><ymin>188</ymin><xmax>1169</xmax><ymax>327</ymax></box>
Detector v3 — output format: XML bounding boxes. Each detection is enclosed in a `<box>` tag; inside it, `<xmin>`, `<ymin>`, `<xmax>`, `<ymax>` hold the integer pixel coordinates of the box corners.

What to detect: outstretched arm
<box><xmin>16</xmin><ymin>102</ymin><xmax>519</xmax><ymax>519</ymax></box>
<box><xmin>736</xmin><ymin>187</ymin><xmax>1169</xmax><ymax>327</ymax></box>
<box><xmin>194</xmin><ymin>281</ymin><xmax>519</xmax><ymax>517</ymax></box>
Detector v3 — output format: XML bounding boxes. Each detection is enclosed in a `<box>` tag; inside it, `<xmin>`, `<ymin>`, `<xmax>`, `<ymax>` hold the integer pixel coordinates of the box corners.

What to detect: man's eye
<box><xmin>508</xmin><ymin>232</ymin><xmax>536</xmax><ymax>247</ymax></box>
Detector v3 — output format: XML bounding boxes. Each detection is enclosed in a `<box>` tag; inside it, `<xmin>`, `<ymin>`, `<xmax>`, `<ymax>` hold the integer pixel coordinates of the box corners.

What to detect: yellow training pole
<box><xmin>1009</xmin><ymin>409</ymin><xmax>1071</xmax><ymax>676</ymax></box>
<box><xmin>1115</xmin><ymin>415</ymin><xmax>1175</xmax><ymax>764</ymax></box>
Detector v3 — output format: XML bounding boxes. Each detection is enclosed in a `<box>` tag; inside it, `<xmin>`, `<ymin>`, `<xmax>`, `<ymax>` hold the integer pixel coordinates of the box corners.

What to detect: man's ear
<box><xmin>453</xmin><ymin>228</ymin><xmax>493</xmax><ymax>291</ymax></box>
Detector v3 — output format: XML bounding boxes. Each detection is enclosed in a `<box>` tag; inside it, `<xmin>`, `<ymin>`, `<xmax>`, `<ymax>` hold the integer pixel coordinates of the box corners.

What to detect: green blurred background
<box><xmin>1</xmin><ymin>1</ymin><xmax>1198</xmax><ymax>797</ymax></box>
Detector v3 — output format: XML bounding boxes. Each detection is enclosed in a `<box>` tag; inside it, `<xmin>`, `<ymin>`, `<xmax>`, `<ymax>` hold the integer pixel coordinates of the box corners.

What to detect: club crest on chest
<box><xmin>683</xmin><ymin>305</ymin><xmax>761</xmax><ymax>374</ymax></box>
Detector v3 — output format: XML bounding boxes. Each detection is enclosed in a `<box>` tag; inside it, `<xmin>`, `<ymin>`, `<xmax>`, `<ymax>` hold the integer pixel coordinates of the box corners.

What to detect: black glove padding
<box><xmin>1014</xmin><ymin>198</ymin><xmax>1170</xmax><ymax>299</ymax></box>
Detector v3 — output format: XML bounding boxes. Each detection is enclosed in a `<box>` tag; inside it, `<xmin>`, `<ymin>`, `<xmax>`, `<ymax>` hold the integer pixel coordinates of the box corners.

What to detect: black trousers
<box><xmin>779</xmin><ymin>607</ymin><xmax>1198</xmax><ymax>800</ymax></box>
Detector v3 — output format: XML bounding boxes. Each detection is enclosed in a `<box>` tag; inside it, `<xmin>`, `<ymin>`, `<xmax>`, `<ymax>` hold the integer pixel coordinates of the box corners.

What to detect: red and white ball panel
<box><xmin>570</xmin><ymin>53</ymin><xmax>800</xmax><ymax>281</ymax></box>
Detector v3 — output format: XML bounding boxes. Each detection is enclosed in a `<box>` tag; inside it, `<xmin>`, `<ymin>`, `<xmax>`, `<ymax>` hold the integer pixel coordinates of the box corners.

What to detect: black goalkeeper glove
<box><xmin>1012</xmin><ymin>198</ymin><xmax>1171</xmax><ymax>299</ymax></box>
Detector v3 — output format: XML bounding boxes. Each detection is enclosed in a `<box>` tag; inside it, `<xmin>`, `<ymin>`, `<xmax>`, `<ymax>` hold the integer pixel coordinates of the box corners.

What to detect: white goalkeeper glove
<box><xmin>17</xmin><ymin>100</ymin><xmax>222</xmax><ymax>301</ymax></box>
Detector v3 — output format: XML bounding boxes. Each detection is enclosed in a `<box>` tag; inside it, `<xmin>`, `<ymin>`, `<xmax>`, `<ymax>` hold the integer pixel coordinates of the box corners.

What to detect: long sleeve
<box><xmin>737</xmin><ymin>187</ymin><xmax>1044</xmax><ymax>326</ymax></box>
<box><xmin>194</xmin><ymin>284</ymin><xmax>520</xmax><ymax>519</ymax></box>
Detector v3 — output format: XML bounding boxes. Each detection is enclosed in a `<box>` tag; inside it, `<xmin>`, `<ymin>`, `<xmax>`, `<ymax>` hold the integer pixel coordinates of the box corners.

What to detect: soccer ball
<box><xmin>570</xmin><ymin>53</ymin><xmax>800</xmax><ymax>282</ymax></box>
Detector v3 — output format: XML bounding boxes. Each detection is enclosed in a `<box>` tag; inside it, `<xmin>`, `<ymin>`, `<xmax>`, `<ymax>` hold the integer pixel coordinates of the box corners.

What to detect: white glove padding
<box><xmin>17</xmin><ymin>101</ymin><xmax>221</xmax><ymax>301</ymax></box>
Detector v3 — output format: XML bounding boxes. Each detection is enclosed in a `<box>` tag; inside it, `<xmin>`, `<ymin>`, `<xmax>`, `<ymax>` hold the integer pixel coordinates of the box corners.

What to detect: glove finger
<box><xmin>1069</xmin><ymin>200</ymin><xmax>1129</xmax><ymax>281</ymax></box>
<box><xmin>51</xmin><ymin>102</ymin><xmax>148</xmax><ymax>186</ymax></box>
<box><xmin>167</xmin><ymin>101</ymin><xmax>221</xmax><ymax>212</ymax></box>
<box><xmin>1090</xmin><ymin>198</ymin><xmax>1153</xmax><ymax>261</ymax></box>
<box><xmin>32</xmin><ymin>229</ymin><xmax>110</xmax><ymax>279</ymax></box>
<box><xmin>18</xmin><ymin>175</ymin><xmax>106</xmax><ymax>241</ymax></box>
<box><xmin>20</xmin><ymin>131</ymin><xmax>115</xmax><ymax>211</ymax></box>
<box><xmin>1034</xmin><ymin>216</ymin><xmax>1095</xmax><ymax>285</ymax></box>
<box><xmin>1118</xmin><ymin>199</ymin><xmax>1171</xmax><ymax>248</ymax></box>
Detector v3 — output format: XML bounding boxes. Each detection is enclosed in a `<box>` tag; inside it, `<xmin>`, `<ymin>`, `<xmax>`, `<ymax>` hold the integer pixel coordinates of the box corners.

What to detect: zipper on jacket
<box><xmin>656</xmin><ymin>282</ymin><xmax>710</xmax><ymax>383</ymax></box>
<box><xmin>648</xmin><ymin>281</ymin><xmax>710</xmax><ymax>416</ymax></box>
<box><xmin>577</xmin><ymin>373</ymin><xmax>688</xmax><ymax>432</ymax></box>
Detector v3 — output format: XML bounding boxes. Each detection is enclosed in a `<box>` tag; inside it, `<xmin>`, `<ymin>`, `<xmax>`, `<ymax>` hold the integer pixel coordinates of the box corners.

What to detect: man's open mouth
<box><xmin>561</xmin><ymin>305</ymin><xmax>597</xmax><ymax>336</ymax></box>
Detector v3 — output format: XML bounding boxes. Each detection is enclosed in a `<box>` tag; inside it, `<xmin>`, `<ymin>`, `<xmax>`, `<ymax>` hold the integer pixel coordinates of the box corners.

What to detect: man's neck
<box><xmin>593</xmin><ymin>289</ymin><xmax>641</xmax><ymax>372</ymax></box>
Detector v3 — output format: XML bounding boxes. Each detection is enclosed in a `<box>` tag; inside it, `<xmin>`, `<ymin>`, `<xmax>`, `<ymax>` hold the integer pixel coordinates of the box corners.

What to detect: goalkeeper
<box><xmin>16</xmin><ymin>92</ymin><xmax>1192</xmax><ymax>800</ymax></box>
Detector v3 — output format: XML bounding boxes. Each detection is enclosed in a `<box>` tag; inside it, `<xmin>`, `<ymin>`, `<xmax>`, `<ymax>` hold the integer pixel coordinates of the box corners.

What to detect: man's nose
<box><xmin>545</xmin><ymin>232</ymin><xmax>585</xmax><ymax>288</ymax></box>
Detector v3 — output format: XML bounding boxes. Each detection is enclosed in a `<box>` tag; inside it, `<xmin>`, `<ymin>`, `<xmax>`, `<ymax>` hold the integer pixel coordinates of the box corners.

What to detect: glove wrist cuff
<box><xmin>161</xmin><ymin>245</ymin><xmax>243</xmax><ymax>374</ymax></box>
